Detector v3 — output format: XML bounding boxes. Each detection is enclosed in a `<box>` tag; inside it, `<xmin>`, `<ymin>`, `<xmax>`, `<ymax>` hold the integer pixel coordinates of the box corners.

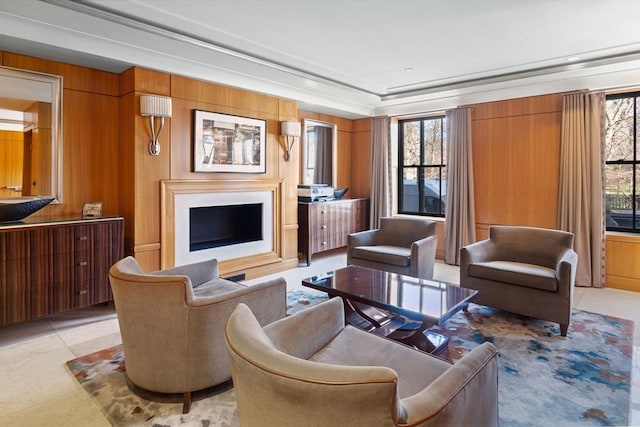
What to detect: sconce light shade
<box><xmin>140</xmin><ymin>95</ymin><xmax>172</xmax><ymax>117</ymax></box>
<box><xmin>280</xmin><ymin>121</ymin><xmax>301</xmax><ymax>162</ymax></box>
<box><xmin>281</xmin><ymin>121</ymin><xmax>301</xmax><ymax>137</ymax></box>
<box><xmin>140</xmin><ymin>95</ymin><xmax>172</xmax><ymax>156</ymax></box>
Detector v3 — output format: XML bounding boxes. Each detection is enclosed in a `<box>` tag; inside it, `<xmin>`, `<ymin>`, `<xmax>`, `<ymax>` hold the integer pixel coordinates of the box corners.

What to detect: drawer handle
<box><xmin>78</xmin><ymin>236</ymin><xmax>88</xmax><ymax>241</ymax></box>
<box><xmin>78</xmin><ymin>261</ymin><xmax>88</xmax><ymax>266</ymax></box>
<box><xmin>320</xmin><ymin>210</ymin><xmax>326</xmax><ymax>214</ymax></box>
<box><xmin>78</xmin><ymin>290</ymin><xmax>88</xmax><ymax>295</ymax></box>
<box><xmin>320</xmin><ymin>225</ymin><xmax>327</xmax><ymax>229</ymax></box>
<box><xmin>321</xmin><ymin>241</ymin><xmax>326</xmax><ymax>245</ymax></box>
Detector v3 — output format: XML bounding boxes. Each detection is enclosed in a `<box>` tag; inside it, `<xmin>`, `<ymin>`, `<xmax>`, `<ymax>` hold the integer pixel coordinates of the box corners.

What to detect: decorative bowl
<box><xmin>333</xmin><ymin>188</ymin><xmax>349</xmax><ymax>200</ymax></box>
<box><xmin>0</xmin><ymin>196</ymin><xmax>55</xmax><ymax>223</ymax></box>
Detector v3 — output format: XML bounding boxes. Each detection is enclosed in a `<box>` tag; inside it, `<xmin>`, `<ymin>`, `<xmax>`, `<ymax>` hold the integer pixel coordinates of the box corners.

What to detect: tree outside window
<box><xmin>605</xmin><ymin>92</ymin><xmax>639</xmax><ymax>232</ymax></box>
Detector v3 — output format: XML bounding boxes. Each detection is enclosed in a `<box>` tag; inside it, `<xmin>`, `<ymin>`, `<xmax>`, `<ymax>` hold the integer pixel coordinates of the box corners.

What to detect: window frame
<box><xmin>397</xmin><ymin>115</ymin><xmax>447</xmax><ymax>218</ymax></box>
<box><xmin>605</xmin><ymin>91</ymin><xmax>639</xmax><ymax>234</ymax></box>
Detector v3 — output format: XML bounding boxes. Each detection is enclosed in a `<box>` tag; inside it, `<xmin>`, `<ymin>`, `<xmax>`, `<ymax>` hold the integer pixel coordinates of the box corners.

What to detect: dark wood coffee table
<box><xmin>302</xmin><ymin>265</ymin><xmax>477</xmax><ymax>355</ymax></box>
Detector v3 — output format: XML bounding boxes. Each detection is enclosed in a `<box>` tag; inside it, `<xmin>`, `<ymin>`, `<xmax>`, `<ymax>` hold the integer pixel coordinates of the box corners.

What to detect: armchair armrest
<box><xmin>460</xmin><ymin>239</ymin><xmax>496</xmax><ymax>265</ymax></box>
<box><xmin>347</xmin><ymin>229</ymin><xmax>378</xmax><ymax>263</ymax></box>
<box><xmin>401</xmin><ymin>342</ymin><xmax>498</xmax><ymax>426</ymax></box>
<box><xmin>411</xmin><ymin>235</ymin><xmax>437</xmax><ymax>279</ymax></box>
<box><xmin>264</xmin><ymin>297</ymin><xmax>345</xmax><ymax>360</ymax></box>
<box><xmin>151</xmin><ymin>258</ymin><xmax>219</xmax><ymax>287</ymax></box>
<box><xmin>555</xmin><ymin>248</ymin><xmax>578</xmax><ymax>296</ymax></box>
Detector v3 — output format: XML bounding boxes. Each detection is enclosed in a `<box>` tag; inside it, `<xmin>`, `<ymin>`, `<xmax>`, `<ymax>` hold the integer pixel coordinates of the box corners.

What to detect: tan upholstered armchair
<box><xmin>347</xmin><ymin>216</ymin><xmax>438</xmax><ymax>279</ymax></box>
<box><xmin>108</xmin><ymin>256</ymin><xmax>287</xmax><ymax>413</ymax></box>
<box><xmin>460</xmin><ymin>225</ymin><xmax>578</xmax><ymax>336</ymax></box>
<box><xmin>225</xmin><ymin>297</ymin><xmax>499</xmax><ymax>427</ymax></box>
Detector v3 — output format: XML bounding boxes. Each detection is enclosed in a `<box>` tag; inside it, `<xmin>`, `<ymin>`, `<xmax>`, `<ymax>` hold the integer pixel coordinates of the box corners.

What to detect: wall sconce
<box><xmin>280</xmin><ymin>120</ymin><xmax>301</xmax><ymax>161</ymax></box>
<box><xmin>140</xmin><ymin>94</ymin><xmax>172</xmax><ymax>156</ymax></box>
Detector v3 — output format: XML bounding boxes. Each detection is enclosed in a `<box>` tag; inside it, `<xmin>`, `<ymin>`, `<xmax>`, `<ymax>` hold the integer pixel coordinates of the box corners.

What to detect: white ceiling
<box><xmin>1</xmin><ymin>0</ymin><xmax>639</xmax><ymax>118</ymax></box>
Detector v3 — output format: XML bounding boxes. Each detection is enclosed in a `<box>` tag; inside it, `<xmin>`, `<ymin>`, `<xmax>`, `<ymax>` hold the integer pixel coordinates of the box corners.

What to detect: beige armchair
<box><xmin>347</xmin><ymin>216</ymin><xmax>438</xmax><ymax>279</ymax></box>
<box><xmin>108</xmin><ymin>256</ymin><xmax>287</xmax><ymax>413</ymax></box>
<box><xmin>460</xmin><ymin>225</ymin><xmax>578</xmax><ymax>336</ymax></box>
<box><xmin>225</xmin><ymin>297</ymin><xmax>499</xmax><ymax>427</ymax></box>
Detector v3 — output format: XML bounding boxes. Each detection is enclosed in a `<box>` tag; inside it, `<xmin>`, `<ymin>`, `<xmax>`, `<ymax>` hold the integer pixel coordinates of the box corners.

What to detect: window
<box><xmin>605</xmin><ymin>92</ymin><xmax>639</xmax><ymax>233</ymax></box>
<box><xmin>398</xmin><ymin>116</ymin><xmax>447</xmax><ymax>216</ymax></box>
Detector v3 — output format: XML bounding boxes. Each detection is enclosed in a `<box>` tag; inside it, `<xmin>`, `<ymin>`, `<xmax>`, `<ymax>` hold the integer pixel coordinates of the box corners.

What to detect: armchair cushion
<box><xmin>469</xmin><ymin>261</ymin><xmax>557</xmax><ymax>291</ymax></box>
<box><xmin>350</xmin><ymin>245</ymin><xmax>411</xmax><ymax>267</ymax></box>
<box><xmin>191</xmin><ymin>279</ymin><xmax>246</xmax><ymax>298</ymax></box>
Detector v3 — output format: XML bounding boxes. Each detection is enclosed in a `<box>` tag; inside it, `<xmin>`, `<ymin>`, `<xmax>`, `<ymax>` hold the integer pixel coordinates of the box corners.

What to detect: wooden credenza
<box><xmin>0</xmin><ymin>217</ymin><xmax>124</xmax><ymax>326</ymax></box>
<box><xmin>298</xmin><ymin>198</ymin><xmax>369</xmax><ymax>265</ymax></box>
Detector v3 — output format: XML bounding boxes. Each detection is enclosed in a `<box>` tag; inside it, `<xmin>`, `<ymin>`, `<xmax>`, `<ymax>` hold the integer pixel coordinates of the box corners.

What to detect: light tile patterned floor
<box><xmin>1</xmin><ymin>249</ymin><xmax>638</xmax><ymax>426</ymax></box>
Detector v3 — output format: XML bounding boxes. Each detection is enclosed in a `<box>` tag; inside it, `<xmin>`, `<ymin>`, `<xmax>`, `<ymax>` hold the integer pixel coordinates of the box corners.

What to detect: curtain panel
<box><xmin>558</xmin><ymin>92</ymin><xmax>606</xmax><ymax>288</ymax></box>
<box><xmin>445</xmin><ymin>107</ymin><xmax>476</xmax><ymax>265</ymax></box>
<box><xmin>370</xmin><ymin>116</ymin><xmax>392</xmax><ymax>228</ymax></box>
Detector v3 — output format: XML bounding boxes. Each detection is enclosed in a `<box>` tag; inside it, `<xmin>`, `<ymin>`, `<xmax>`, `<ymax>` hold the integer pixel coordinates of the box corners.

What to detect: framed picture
<box><xmin>193</xmin><ymin>110</ymin><xmax>266</xmax><ymax>173</ymax></box>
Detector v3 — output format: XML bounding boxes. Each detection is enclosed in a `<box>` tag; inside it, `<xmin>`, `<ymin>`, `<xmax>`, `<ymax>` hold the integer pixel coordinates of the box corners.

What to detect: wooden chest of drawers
<box><xmin>0</xmin><ymin>217</ymin><xmax>124</xmax><ymax>326</ymax></box>
<box><xmin>298</xmin><ymin>199</ymin><xmax>369</xmax><ymax>265</ymax></box>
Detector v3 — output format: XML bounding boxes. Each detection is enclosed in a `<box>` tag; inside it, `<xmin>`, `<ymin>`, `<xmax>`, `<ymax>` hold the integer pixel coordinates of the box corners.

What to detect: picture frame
<box><xmin>82</xmin><ymin>202</ymin><xmax>103</xmax><ymax>218</ymax></box>
<box><xmin>193</xmin><ymin>110</ymin><xmax>266</xmax><ymax>173</ymax></box>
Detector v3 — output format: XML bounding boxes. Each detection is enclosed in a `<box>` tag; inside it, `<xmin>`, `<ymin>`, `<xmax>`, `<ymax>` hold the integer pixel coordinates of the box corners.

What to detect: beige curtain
<box><xmin>558</xmin><ymin>92</ymin><xmax>606</xmax><ymax>288</ymax></box>
<box><xmin>444</xmin><ymin>107</ymin><xmax>476</xmax><ymax>265</ymax></box>
<box><xmin>314</xmin><ymin>126</ymin><xmax>333</xmax><ymax>184</ymax></box>
<box><xmin>370</xmin><ymin>116</ymin><xmax>392</xmax><ymax>228</ymax></box>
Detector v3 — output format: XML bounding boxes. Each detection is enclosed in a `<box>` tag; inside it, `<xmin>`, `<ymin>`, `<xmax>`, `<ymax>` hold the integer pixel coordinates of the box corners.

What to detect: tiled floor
<box><xmin>1</xmin><ymin>249</ymin><xmax>638</xmax><ymax>426</ymax></box>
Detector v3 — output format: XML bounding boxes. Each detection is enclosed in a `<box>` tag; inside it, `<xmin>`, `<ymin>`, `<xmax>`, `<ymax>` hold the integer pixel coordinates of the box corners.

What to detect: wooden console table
<box><xmin>0</xmin><ymin>216</ymin><xmax>124</xmax><ymax>326</ymax></box>
<box><xmin>298</xmin><ymin>198</ymin><xmax>368</xmax><ymax>265</ymax></box>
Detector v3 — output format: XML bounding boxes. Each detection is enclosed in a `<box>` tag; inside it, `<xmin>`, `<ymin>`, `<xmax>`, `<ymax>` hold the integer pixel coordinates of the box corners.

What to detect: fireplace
<box><xmin>189</xmin><ymin>203</ymin><xmax>263</xmax><ymax>251</ymax></box>
<box><xmin>161</xmin><ymin>179</ymin><xmax>282</xmax><ymax>269</ymax></box>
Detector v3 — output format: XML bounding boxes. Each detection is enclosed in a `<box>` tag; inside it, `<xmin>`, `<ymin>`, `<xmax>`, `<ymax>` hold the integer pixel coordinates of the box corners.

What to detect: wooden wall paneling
<box><xmin>133</xmin><ymin>99</ymin><xmax>170</xmax><ymax>248</ymax></box>
<box><xmin>351</xmin><ymin>118</ymin><xmax>372</xmax><ymax>199</ymax></box>
<box><xmin>471</xmin><ymin>94</ymin><xmax>562</xmax><ymax>231</ymax></box>
<box><xmin>0</xmin><ymin>130</ymin><xmax>23</xmax><ymax>198</ymax></box>
<box><xmin>171</xmin><ymin>75</ymin><xmax>279</xmax><ymax>114</ymax></box>
<box><xmin>606</xmin><ymin>233</ymin><xmax>640</xmax><ymax>291</ymax></box>
<box><xmin>123</xmin><ymin>67</ymin><xmax>173</xmax><ymax>263</ymax></box>
<box><xmin>118</xmin><ymin>91</ymin><xmax>136</xmax><ymax>256</ymax></box>
<box><xmin>435</xmin><ymin>221</ymin><xmax>446</xmax><ymax>260</ymax></box>
<box><xmin>168</xmin><ymin>102</ymin><xmax>279</xmax><ymax>181</ymax></box>
<box><xmin>472</xmin><ymin>93</ymin><xmax>563</xmax><ymax>121</ymax></box>
<box><xmin>31</xmin><ymin>89</ymin><xmax>121</xmax><ymax>218</ymax></box>
<box><xmin>278</xmin><ymin>98</ymin><xmax>300</xmax><ymax>261</ymax></box>
<box><xmin>3</xmin><ymin>52</ymin><xmax>120</xmax><ymax>96</ymax></box>
<box><xmin>131</xmin><ymin>67</ymin><xmax>171</xmax><ymax>96</ymax></box>
<box><xmin>336</xmin><ymin>129</ymin><xmax>352</xmax><ymax>194</ymax></box>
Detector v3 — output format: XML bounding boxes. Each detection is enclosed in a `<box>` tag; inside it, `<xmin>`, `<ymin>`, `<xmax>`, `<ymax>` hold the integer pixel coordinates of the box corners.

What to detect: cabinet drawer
<box><xmin>0</xmin><ymin>217</ymin><xmax>123</xmax><ymax>326</ymax></box>
<box><xmin>74</xmin><ymin>226</ymin><xmax>91</xmax><ymax>252</ymax></box>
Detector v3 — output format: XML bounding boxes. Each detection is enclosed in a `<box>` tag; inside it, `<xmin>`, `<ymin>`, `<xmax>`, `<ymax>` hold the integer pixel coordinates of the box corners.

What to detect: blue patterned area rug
<box><xmin>431</xmin><ymin>304</ymin><xmax>634</xmax><ymax>427</ymax></box>
<box><xmin>66</xmin><ymin>292</ymin><xmax>633</xmax><ymax>426</ymax></box>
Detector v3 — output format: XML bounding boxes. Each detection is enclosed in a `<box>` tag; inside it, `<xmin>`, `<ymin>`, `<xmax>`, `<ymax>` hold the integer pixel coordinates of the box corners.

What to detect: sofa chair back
<box><xmin>225</xmin><ymin>301</ymin><xmax>402</xmax><ymax>426</ymax></box>
<box><xmin>109</xmin><ymin>257</ymin><xmax>198</xmax><ymax>393</ymax></box>
<box><xmin>226</xmin><ymin>298</ymin><xmax>499</xmax><ymax>427</ymax></box>
<box><xmin>488</xmin><ymin>226</ymin><xmax>574</xmax><ymax>269</ymax></box>
<box><xmin>109</xmin><ymin>256</ymin><xmax>287</xmax><ymax>402</ymax></box>
<box><xmin>374</xmin><ymin>216</ymin><xmax>437</xmax><ymax>247</ymax></box>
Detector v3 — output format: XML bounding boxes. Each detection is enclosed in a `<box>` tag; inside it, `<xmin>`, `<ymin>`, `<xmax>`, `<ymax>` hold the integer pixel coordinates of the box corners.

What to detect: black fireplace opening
<box><xmin>190</xmin><ymin>203</ymin><xmax>263</xmax><ymax>252</ymax></box>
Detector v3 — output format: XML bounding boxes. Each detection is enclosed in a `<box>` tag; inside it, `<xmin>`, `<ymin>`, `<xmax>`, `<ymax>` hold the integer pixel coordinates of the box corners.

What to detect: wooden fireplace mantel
<box><xmin>160</xmin><ymin>179</ymin><xmax>284</xmax><ymax>273</ymax></box>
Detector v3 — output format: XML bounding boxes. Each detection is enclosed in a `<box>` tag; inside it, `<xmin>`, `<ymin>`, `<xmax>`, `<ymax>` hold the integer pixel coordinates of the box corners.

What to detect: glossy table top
<box><xmin>303</xmin><ymin>264</ymin><xmax>476</xmax><ymax>324</ymax></box>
